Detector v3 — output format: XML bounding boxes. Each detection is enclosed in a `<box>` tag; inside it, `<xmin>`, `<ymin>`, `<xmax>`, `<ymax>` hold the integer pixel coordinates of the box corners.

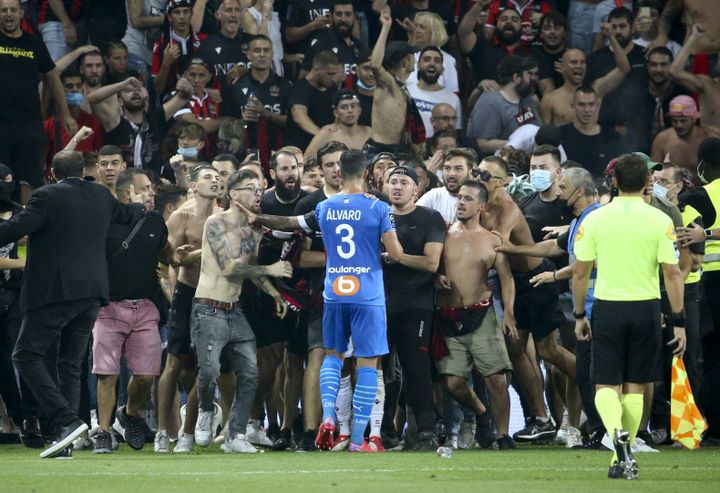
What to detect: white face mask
<box><xmin>652</xmin><ymin>182</ymin><xmax>669</xmax><ymax>200</ymax></box>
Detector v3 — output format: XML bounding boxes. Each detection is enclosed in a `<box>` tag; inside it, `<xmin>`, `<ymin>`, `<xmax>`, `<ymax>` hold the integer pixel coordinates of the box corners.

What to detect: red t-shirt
<box><xmin>44</xmin><ymin>110</ymin><xmax>105</xmax><ymax>166</ymax></box>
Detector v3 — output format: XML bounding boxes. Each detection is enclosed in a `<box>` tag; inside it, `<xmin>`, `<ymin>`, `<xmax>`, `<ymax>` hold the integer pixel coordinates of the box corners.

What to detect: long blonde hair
<box><xmin>410</xmin><ymin>12</ymin><xmax>448</xmax><ymax>48</ymax></box>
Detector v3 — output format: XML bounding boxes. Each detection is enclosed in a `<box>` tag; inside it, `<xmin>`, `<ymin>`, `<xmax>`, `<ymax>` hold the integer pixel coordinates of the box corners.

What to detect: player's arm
<box><xmin>206</xmin><ymin>218</ymin><xmax>292</xmax><ymax>279</ymax></box>
<box><xmin>495</xmin><ymin>237</ymin><xmax>564</xmax><ymax>258</ymax></box>
<box><xmin>494</xmin><ymin>249</ymin><xmax>518</xmax><ymax>340</ymax></box>
<box><xmin>395</xmin><ymin>241</ymin><xmax>443</xmax><ymax>272</ymax></box>
<box><xmin>662</xmin><ymin>262</ymin><xmax>687</xmax><ymax>357</ymax></box>
<box><xmin>670</xmin><ymin>24</ymin><xmax>706</xmax><ymax>93</ymax></box>
<box><xmin>381</xmin><ymin>231</ymin><xmax>403</xmax><ymax>262</ymax></box>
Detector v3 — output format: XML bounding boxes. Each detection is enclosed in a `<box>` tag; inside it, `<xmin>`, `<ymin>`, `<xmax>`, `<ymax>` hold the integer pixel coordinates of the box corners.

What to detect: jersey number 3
<box><xmin>335</xmin><ymin>224</ymin><xmax>356</xmax><ymax>259</ymax></box>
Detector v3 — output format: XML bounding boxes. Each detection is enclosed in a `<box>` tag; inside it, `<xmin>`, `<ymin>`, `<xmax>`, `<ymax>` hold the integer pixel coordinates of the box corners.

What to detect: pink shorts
<box><xmin>92</xmin><ymin>300</ymin><xmax>162</xmax><ymax>376</ymax></box>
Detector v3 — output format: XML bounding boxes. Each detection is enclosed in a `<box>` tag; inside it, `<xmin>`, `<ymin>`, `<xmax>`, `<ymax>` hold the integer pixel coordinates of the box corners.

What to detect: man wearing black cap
<box><xmin>305</xmin><ymin>90</ymin><xmax>371</xmax><ymax>158</ymax></box>
<box><xmin>407</xmin><ymin>47</ymin><xmax>462</xmax><ymax>139</ymax></box>
<box><xmin>382</xmin><ymin>165</ymin><xmax>446</xmax><ymax>450</ymax></box>
<box><xmin>300</xmin><ymin>0</ymin><xmax>365</xmax><ymax>88</ymax></box>
<box><xmin>365</xmin><ymin>10</ymin><xmax>425</xmax><ymax>158</ymax></box>
<box><xmin>467</xmin><ymin>55</ymin><xmax>542</xmax><ymax>155</ymax></box>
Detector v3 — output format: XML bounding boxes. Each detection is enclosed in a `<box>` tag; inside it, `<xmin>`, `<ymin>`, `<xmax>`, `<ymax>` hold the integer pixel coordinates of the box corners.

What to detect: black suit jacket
<box><xmin>0</xmin><ymin>178</ymin><xmax>144</xmax><ymax>312</ymax></box>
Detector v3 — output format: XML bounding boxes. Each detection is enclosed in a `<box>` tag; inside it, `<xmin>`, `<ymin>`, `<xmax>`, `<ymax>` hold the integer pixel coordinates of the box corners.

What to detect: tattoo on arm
<box><xmin>256</xmin><ymin>214</ymin><xmax>301</xmax><ymax>232</ymax></box>
<box><xmin>206</xmin><ymin>219</ymin><xmax>269</xmax><ymax>278</ymax></box>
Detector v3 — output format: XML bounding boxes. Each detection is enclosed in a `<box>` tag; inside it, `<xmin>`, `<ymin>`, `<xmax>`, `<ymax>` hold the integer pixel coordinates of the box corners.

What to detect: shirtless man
<box><xmin>154</xmin><ymin>165</ymin><xmax>222</xmax><ymax>453</ymax></box>
<box><xmin>670</xmin><ymin>24</ymin><xmax>720</xmax><ymax>130</ymax></box>
<box><xmin>478</xmin><ymin>156</ymin><xmax>575</xmax><ymax>442</ymax></box>
<box><xmin>657</xmin><ymin>0</ymin><xmax>720</xmax><ymax>54</ymax></box>
<box><xmin>365</xmin><ymin>9</ymin><xmax>425</xmax><ymax>158</ymax></box>
<box><xmin>305</xmin><ymin>90</ymin><xmax>371</xmax><ymax>158</ymax></box>
<box><xmin>651</xmin><ymin>95</ymin><xmax>709</xmax><ymax>180</ymax></box>
<box><xmin>436</xmin><ymin>180</ymin><xmax>518</xmax><ymax>449</ymax></box>
<box><xmin>539</xmin><ymin>26</ymin><xmax>630</xmax><ymax>127</ymax></box>
<box><xmin>192</xmin><ymin>169</ymin><xmax>292</xmax><ymax>452</ymax></box>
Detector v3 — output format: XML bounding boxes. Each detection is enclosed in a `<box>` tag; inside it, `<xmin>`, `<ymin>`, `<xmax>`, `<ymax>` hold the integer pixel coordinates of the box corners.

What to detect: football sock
<box><xmin>319</xmin><ymin>355</ymin><xmax>343</xmax><ymax>423</ymax></box>
<box><xmin>351</xmin><ymin>366</ymin><xmax>377</xmax><ymax>445</ymax></box>
<box><xmin>621</xmin><ymin>393</ymin><xmax>644</xmax><ymax>445</ymax></box>
<box><xmin>336</xmin><ymin>375</ymin><xmax>353</xmax><ymax>436</ymax></box>
<box><xmin>369</xmin><ymin>370</ymin><xmax>384</xmax><ymax>437</ymax></box>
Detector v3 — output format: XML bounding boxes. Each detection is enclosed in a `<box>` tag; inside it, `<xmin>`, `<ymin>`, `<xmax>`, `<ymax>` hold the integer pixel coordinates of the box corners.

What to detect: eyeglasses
<box><xmin>472</xmin><ymin>169</ymin><xmax>505</xmax><ymax>181</ymax></box>
<box><xmin>233</xmin><ymin>186</ymin><xmax>264</xmax><ymax>196</ymax></box>
<box><xmin>433</xmin><ymin>116</ymin><xmax>457</xmax><ymax>122</ymax></box>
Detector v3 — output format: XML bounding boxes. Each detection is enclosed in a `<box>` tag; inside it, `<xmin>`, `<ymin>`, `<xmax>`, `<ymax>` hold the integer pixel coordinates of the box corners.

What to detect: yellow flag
<box><xmin>671</xmin><ymin>356</ymin><xmax>707</xmax><ymax>449</ymax></box>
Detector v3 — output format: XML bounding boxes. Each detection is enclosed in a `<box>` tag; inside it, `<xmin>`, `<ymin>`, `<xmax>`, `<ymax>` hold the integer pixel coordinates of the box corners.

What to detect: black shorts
<box><xmin>513</xmin><ymin>259</ymin><xmax>565</xmax><ymax>341</ymax></box>
<box><xmin>167</xmin><ymin>281</ymin><xmax>196</xmax><ymax>356</ymax></box>
<box><xmin>591</xmin><ymin>299</ymin><xmax>661</xmax><ymax>385</ymax></box>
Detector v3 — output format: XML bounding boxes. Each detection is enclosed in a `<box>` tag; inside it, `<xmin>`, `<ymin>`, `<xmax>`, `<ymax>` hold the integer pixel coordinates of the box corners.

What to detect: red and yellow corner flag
<box><xmin>671</xmin><ymin>356</ymin><xmax>707</xmax><ymax>449</ymax></box>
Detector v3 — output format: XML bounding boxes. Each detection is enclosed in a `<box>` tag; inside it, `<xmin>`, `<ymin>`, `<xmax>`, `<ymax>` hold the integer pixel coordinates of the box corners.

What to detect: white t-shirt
<box><xmin>407</xmin><ymin>85</ymin><xmax>462</xmax><ymax>138</ymax></box>
<box><xmin>406</xmin><ymin>49</ymin><xmax>459</xmax><ymax>94</ymax></box>
<box><xmin>633</xmin><ymin>37</ymin><xmax>682</xmax><ymax>58</ymax></box>
<box><xmin>123</xmin><ymin>0</ymin><xmax>166</xmax><ymax>66</ymax></box>
<box><xmin>505</xmin><ymin>124</ymin><xmax>568</xmax><ymax>162</ymax></box>
<box><xmin>416</xmin><ymin>187</ymin><xmax>457</xmax><ymax>224</ymax></box>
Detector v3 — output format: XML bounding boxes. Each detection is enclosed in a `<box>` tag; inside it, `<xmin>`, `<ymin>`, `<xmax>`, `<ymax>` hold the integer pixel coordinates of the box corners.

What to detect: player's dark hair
<box><xmin>608</xmin><ymin>6</ymin><xmax>633</xmax><ymax>24</ymax></box>
<box><xmin>212</xmin><ymin>153</ymin><xmax>240</xmax><ymax>171</ymax></box>
<box><xmin>532</xmin><ymin>145</ymin><xmax>561</xmax><ymax>166</ymax></box>
<box><xmin>444</xmin><ymin>148</ymin><xmax>477</xmax><ymax>169</ymax></box>
<box><xmin>460</xmin><ymin>180</ymin><xmax>489</xmax><ymax>203</ymax></box>
<box><xmin>339</xmin><ymin>149</ymin><xmax>367</xmax><ymax>180</ymax></box>
<box><xmin>269</xmin><ymin>150</ymin><xmax>298</xmax><ymax>170</ymax></box>
<box><xmin>52</xmin><ymin>150</ymin><xmax>85</xmax><ymax>179</ymax></box>
<box><xmin>98</xmin><ymin>145</ymin><xmax>124</xmax><ymax>158</ymax></box>
<box><xmin>155</xmin><ymin>184</ymin><xmax>187</xmax><ymax>212</ymax></box>
<box><xmin>304</xmin><ymin>157</ymin><xmax>320</xmax><ymax>173</ymax></box>
<box><xmin>647</xmin><ymin>46</ymin><xmax>673</xmax><ymax>62</ymax></box>
<box><xmin>313</xmin><ymin>49</ymin><xmax>341</xmax><ymax>69</ymax></box>
<box><xmin>317</xmin><ymin>141</ymin><xmax>349</xmax><ymax>166</ymax></box>
<box><xmin>60</xmin><ymin>67</ymin><xmax>83</xmax><ymax>82</ymax></box>
<box><xmin>331</xmin><ymin>0</ymin><xmax>354</xmax><ymax>12</ymax></box>
<box><xmin>539</xmin><ymin>10</ymin><xmax>567</xmax><ymax>31</ymax></box>
<box><xmin>614</xmin><ymin>154</ymin><xmax>648</xmax><ymax>193</ymax></box>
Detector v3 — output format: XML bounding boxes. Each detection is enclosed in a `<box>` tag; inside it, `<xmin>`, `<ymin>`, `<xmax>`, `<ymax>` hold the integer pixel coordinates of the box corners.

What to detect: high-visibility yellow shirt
<box><xmin>574</xmin><ymin>196</ymin><xmax>678</xmax><ymax>301</ymax></box>
<box><xmin>681</xmin><ymin>204</ymin><xmax>702</xmax><ymax>285</ymax></box>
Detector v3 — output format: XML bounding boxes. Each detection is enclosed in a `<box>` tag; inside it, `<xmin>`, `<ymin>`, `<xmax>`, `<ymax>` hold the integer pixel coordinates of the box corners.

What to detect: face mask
<box><xmin>562</xmin><ymin>188</ymin><xmax>579</xmax><ymax>216</ymax></box>
<box><xmin>65</xmin><ymin>92</ymin><xmax>84</xmax><ymax>107</ymax></box>
<box><xmin>530</xmin><ymin>169</ymin><xmax>553</xmax><ymax>192</ymax></box>
<box><xmin>0</xmin><ymin>180</ymin><xmax>13</xmax><ymax>204</ymax></box>
<box><xmin>652</xmin><ymin>182</ymin><xmax>669</xmax><ymax>200</ymax></box>
<box><xmin>356</xmin><ymin>79</ymin><xmax>375</xmax><ymax>91</ymax></box>
<box><xmin>698</xmin><ymin>161</ymin><xmax>709</xmax><ymax>185</ymax></box>
<box><xmin>177</xmin><ymin>146</ymin><xmax>199</xmax><ymax>159</ymax></box>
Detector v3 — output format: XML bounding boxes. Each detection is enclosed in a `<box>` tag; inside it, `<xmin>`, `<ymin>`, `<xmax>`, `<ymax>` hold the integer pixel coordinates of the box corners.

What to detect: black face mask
<box><xmin>562</xmin><ymin>188</ymin><xmax>579</xmax><ymax>216</ymax></box>
<box><xmin>0</xmin><ymin>164</ymin><xmax>14</xmax><ymax>210</ymax></box>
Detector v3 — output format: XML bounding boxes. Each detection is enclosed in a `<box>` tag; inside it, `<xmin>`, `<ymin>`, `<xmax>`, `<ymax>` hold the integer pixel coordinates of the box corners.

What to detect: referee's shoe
<box><xmin>608</xmin><ymin>429</ymin><xmax>638</xmax><ymax>480</ymax></box>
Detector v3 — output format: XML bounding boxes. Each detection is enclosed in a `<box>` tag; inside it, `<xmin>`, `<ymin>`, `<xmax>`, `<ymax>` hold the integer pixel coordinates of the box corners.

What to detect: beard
<box><xmin>419</xmin><ymin>69</ymin><xmax>441</xmax><ymax>85</ymax></box>
<box><xmin>275</xmin><ymin>177</ymin><xmax>300</xmax><ymax>202</ymax></box>
<box><xmin>516</xmin><ymin>80</ymin><xmax>532</xmax><ymax>99</ymax></box>
<box><xmin>333</xmin><ymin>23</ymin><xmax>352</xmax><ymax>38</ymax></box>
<box><xmin>497</xmin><ymin>27</ymin><xmax>521</xmax><ymax>46</ymax></box>
<box><xmin>615</xmin><ymin>34</ymin><xmax>631</xmax><ymax>48</ymax></box>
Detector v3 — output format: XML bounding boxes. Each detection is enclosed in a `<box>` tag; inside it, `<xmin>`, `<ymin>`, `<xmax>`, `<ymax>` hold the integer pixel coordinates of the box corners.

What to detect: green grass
<box><xmin>2</xmin><ymin>444</ymin><xmax>719</xmax><ymax>493</ymax></box>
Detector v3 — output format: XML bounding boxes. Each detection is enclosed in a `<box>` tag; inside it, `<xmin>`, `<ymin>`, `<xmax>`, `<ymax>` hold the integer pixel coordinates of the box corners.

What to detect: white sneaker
<box><xmin>179</xmin><ymin>404</ymin><xmax>186</xmax><ymax>435</ymax></box>
<box><xmin>632</xmin><ymin>436</ymin><xmax>659</xmax><ymax>453</ymax></box>
<box><xmin>214</xmin><ymin>421</ymin><xmax>229</xmax><ymax>445</ymax></box>
<box><xmin>72</xmin><ymin>434</ymin><xmax>93</xmax><ymax>450</ymax></box>
<box><xmin>154</xmin><ymin>429</ymin><xmax>170</xmax><ymax>453</ymax></box>
<box><xmin>173</xmin><ymin>432</ymin><xmax>194</xmax><ymax>453</ymax></box>
<box><xmin>225</xmin><ymin>433</ymin><xmax>258</xmax><ymax>453</ymax></box>
<box><xmin>457</xmin><ymin>420</ymin><xmax>476</xmax><ymax>449</ymax></box>
<box><xmin>565</xmin><ymin>426</ymin><xmax>583</xmax><ymax>449</ymax></box>
<box><xmin>555</xmin><ymin>411</ymin><xmax>569</xmax><ymax>445</ymax></box>
<box><xmin>212</xmin><ymin>403</ymin><xmax>223</xmax><ymax>436</ymax></box>
<box><xmin>448</xmin><ymin>435</ymin><xmax>459</xmax><ymax>449</ymax></box>
<box><xmin>246</xmin><ymin>419</ymin><xmax>273</xmax><ymax>447</ymax></box>
<box><xmin>195</xmin><ymin>410</ymin><xmax>215</xmax><ymax>447</ymax></box>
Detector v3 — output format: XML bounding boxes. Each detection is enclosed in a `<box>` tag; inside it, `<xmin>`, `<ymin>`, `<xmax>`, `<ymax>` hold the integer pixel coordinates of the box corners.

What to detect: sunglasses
<box><xmin>471</xmin><ymin>169</ymin><xmax>505</xmax><ymax>181</ymax></box>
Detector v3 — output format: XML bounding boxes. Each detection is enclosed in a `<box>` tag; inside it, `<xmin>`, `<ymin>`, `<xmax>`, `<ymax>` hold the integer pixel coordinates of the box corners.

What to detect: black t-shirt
<box><xmin>302</xmin><ymin>30</ymin><xmax>364</xmax><ymax>80</ymax></box>
<box><xmin>586</xmin><ymin>44</ymin><xmax>650</xmax><ymax>149</ymax></box>
<box><xmin>0</xmin><ymin>202</ymin><xmax>24</xmax><ymax>290</ymax></box>
<box><xmin>287</xmin><ymin>0</ymin><xmax>333</xmax><ymax>52</ymax></box>
<box><xmin>259</xmin><ymin>189</ymin><xmax>309</xmax><ymax>266</ymax></box>
<box><xmin>285</xmin><ymin>78</ymin><xmax>338</xmax><ymax>150</ymax></box>
<box><xmin>519</xmin><ymin>192</ymin><xmax>572</xmax><ymax>286</ymax></box>
<box><xmin>105</xmin><ymin>106</ymin><xmax>169</xmax><ymax>174</ymax></box>
<box><xmin>679</xmin><ymin>188</ymin><xmax>717</xmax><ymax>230</ymax></box>
<box><xmin>636</xmin><ymin>83</ymin><xmax>692</xmax><ymax>152</ymax></box>
<box><xmin>465</xmin><ymin>37</ymin><xmax>533</xmax><ymax>85</ymax></box>
<box><xmin>532</xmin><ymin>46</ymin><xmax>564</xmax><ymax>90</ymax></box>
<box><xmin>0</xmin><ymin>32</ymin><xmax>55</xmax><ymax>122</ymax></box>
<box><xmin>384</xmin><ymin>206</ymin><xmax>446</xmax><ymax>313</ymax></box>
<box><xmin>294</xmin><ymin>188</ymin><xmax>328</xmax><ymax>291</ymax></box>
<box><xmin>106</xmin><ymin>211</ymin><xmax>168</xmax><ymax>301</ymax></box>
<box><xmin>196</xmin><ymin>32</ymin><xmax>251</xmax><ymax>84</ymax></box>
<box><xmin>559</xmin><ymin>123</ymin><xmax>630</xmax><ymax>178</ymax></box>
<box><xmin>391</xmin><ymin>1</ymin><xmax>456</xmax><ymax>42</ymax></box>
<box><xmin>223</xmin><ymin>72</ymin><xmax>293</xmax><ymax>168</ymax></box>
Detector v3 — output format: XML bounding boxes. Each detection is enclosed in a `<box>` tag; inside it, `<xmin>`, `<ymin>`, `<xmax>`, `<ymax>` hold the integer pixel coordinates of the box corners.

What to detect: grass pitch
<box><xmin>2</xmin><ymin>443</ymin><xmax>719</xmax><ymax>493</ymax></box>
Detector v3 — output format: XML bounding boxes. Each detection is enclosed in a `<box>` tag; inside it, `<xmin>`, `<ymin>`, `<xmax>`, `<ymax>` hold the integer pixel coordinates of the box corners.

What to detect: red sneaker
<box><xmin>348</xmin><ymin>441</ymin><xmax>376</xmax><ymax>453</ymax></box>
<box><xmin>368</xmin><ymin>435</ymin><xmax>385</xmax><ymax>452</ymax></box>
<box><xmin>315</xmin><ymin>418</ymin><xmax>336</xmax><ymax>451</ymax></box>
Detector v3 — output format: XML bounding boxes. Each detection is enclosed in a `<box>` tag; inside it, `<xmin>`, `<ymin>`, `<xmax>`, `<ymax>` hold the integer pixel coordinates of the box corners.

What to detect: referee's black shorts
<box><xmin>590</xmin><ymin>299</ymin><xmax>661</xmax><ymax>385</ymax></box>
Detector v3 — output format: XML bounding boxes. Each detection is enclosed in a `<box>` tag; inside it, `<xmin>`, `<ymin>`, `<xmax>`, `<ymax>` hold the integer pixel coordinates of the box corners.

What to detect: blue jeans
<box><xmin>190</xmin><ymin>303</ymin><xmax>258</xmax><ymax>435</ymax></box>
<box><xmin>568</xmin><ymin>1</ymin><xmax>597</xmax><ymax>55</ymax></box>
<box><xmin>38</xmin><ymin>21</ymin><xmax>71</xmax><ymax>61</ymax></box>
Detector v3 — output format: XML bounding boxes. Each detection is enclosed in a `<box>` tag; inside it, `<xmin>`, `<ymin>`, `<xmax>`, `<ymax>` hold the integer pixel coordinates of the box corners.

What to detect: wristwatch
<box><xmin>705</xmin><ymin>228</ymin><xmax>713</xmax><ymax>238</ymax></box>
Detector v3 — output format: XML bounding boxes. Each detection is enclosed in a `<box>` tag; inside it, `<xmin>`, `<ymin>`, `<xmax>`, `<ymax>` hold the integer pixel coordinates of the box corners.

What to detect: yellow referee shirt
<box><xmin>574</xmin><ymin>196</ymin><xmax>678</xmax><ymax>301</ymax></box>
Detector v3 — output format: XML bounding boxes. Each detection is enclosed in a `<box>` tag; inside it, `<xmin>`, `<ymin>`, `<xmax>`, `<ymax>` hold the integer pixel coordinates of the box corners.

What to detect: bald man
<box><xmin>429</xmin><ymin>103</ymin><xmax>458</xmax><ymax>136</ymax></box>
<box><xmin>540</xmin><ymin>27</ymin><xmax>630</xmax><ymax>127</ymax></box>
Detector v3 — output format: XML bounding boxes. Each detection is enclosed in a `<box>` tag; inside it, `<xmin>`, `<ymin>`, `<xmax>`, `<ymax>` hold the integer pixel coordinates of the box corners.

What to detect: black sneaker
<box><xmin>497</xmin><ymin>435</ymin><xmax>515</xmax><ymax>450</ymax></box>
<box><xmin>113</xmin><ymin>405</ymin><xmax>146</xmax><ymax>450</ymax></box>
<box><xmin>272</xmin><ymin>427</ymin><xmax>292</xmax><ymax>451</ymax></box>
<box><xmin>266</xmin><ymin>423</ymin><xmax>281</xmax><ymax>443</ymax></box>
<box><xmin>40</xmin><ymin>418</ymin><xmax>88</xmax><ymax>458</ymax></box>
<box><xmin>416</xmin><ymin>431</ymin><xmax>439</xmax><ymax>451</ymax></box>
<box><xmin>608</xmin><ymin>461</ymin><xmax>624</xmax><ymax>479</ymax></box>
<box><xmin>513</xmin><ymin>417</ymin><xmax>556</xmax><ymax>442</ymax></box>
<box><xmin>381</xmin><ymin>433</ymin><xmax>400</xmax><ymax>451</ymax></box>
<box><xmin>584</xmin><ymin>428</ymin><xmax>610</xmax><ymax>450</ymax></box>
<box><xmin>54</xmin><ymin>445</ymin><xmax>73</xmax><ymax>460</ymax></box>
<box><xmin>476</xmin><ymin>426</ymin><xmax>497</xmax><ymax>449</ymax></box>
<box><xmin>612</xmin><ymin>429</ymin><xmax>637</xmax><ymax>480</ymax></box>
<box><xmin>94</xmin><ymin>429</ymin><xmax>113</xmax><ymax>454</ymax></box>
<box><xmin>20</xmin><ymin>417</ymin><xmax>44</xmax><ymax>449</ymax></box>
<box><xmin>296</xmin><ymin>429</ymin><xmax>318</xmax><ymax>452</ymax></box>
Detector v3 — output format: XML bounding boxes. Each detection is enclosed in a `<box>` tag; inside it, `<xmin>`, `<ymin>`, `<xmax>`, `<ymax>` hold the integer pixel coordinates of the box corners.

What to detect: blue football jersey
<box><xmin>315</xmin><ymin>194</ymin><xmax>395</xmax><ymax>305</ymax></box>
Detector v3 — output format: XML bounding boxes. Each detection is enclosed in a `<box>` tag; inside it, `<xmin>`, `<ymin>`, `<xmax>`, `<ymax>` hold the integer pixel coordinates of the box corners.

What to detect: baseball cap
<box><xmin>332</xmin><ymin>90</ymin><xmax>360</xmax><ymax>108</ymax></box>
<box><xmin>166</xmin><ymin>0</ymin><xmax>193</xmax><ymax>14</ymax></box>
<box><xmin>633</xmin><ymin>152</ymin><xmax>663</xmax><ymax>172</ymax></box>
<box><xmin>388</xmin><ymin>166</ymin><xmax>419</xmax><ymax>185</ymax></box>
<box><xmin>383</xmin><ymin>41</ymin><xmax>418</xmax><ymax>67</ymax></box>
<box><xmin>667</xmin><ymin>95</ymin><xmax>700</xmax><ymax>119</ymax></box>
<box><xmin>496</xmin><ymin>55</ymin><xmax>526</xmax><ymax>80</ymax></box>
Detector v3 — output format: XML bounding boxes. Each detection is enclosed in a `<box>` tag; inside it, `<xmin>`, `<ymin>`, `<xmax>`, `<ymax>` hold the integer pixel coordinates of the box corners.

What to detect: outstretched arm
<box><xmin>670</xmin><ymin>24</ymin><xmax>707</xmax><ymax>93</ymax></box>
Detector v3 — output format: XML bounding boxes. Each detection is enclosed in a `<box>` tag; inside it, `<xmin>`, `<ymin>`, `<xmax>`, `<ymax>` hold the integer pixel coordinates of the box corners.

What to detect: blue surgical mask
<box><xmin>652</xmin><ymin>182</ymin><xmax>669</xmax><ymax>200</ymax></box>
<box><xmin>356</xmin><ymin>79</ymin><xmax>375</xmax><ymax>91</ymax></box>
<box><xmin>698</xmin><ymin>161</ymin><xmax>709</xmax><ymax>184</ymax></box>
<box><xmin>65</xmin><ymin>92</ymin><xmax>84</xmax><ymax>107</ymax></box>
<box><xmin>529</xmin><ymin>169</ymin><xmax>553</xmax><ymax>192</ymax></box>
<box><xmin>177</xmin><ymin>146</ymin><xmax>199</xmax><ymax>159</ymax></box>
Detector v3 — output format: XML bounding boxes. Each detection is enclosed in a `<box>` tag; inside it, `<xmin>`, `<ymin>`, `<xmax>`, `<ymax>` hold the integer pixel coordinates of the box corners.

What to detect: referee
<box><xmin>572</xmin><ymin>154</ymin><xmax>686</xmax><ymax>480</ymax></box>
